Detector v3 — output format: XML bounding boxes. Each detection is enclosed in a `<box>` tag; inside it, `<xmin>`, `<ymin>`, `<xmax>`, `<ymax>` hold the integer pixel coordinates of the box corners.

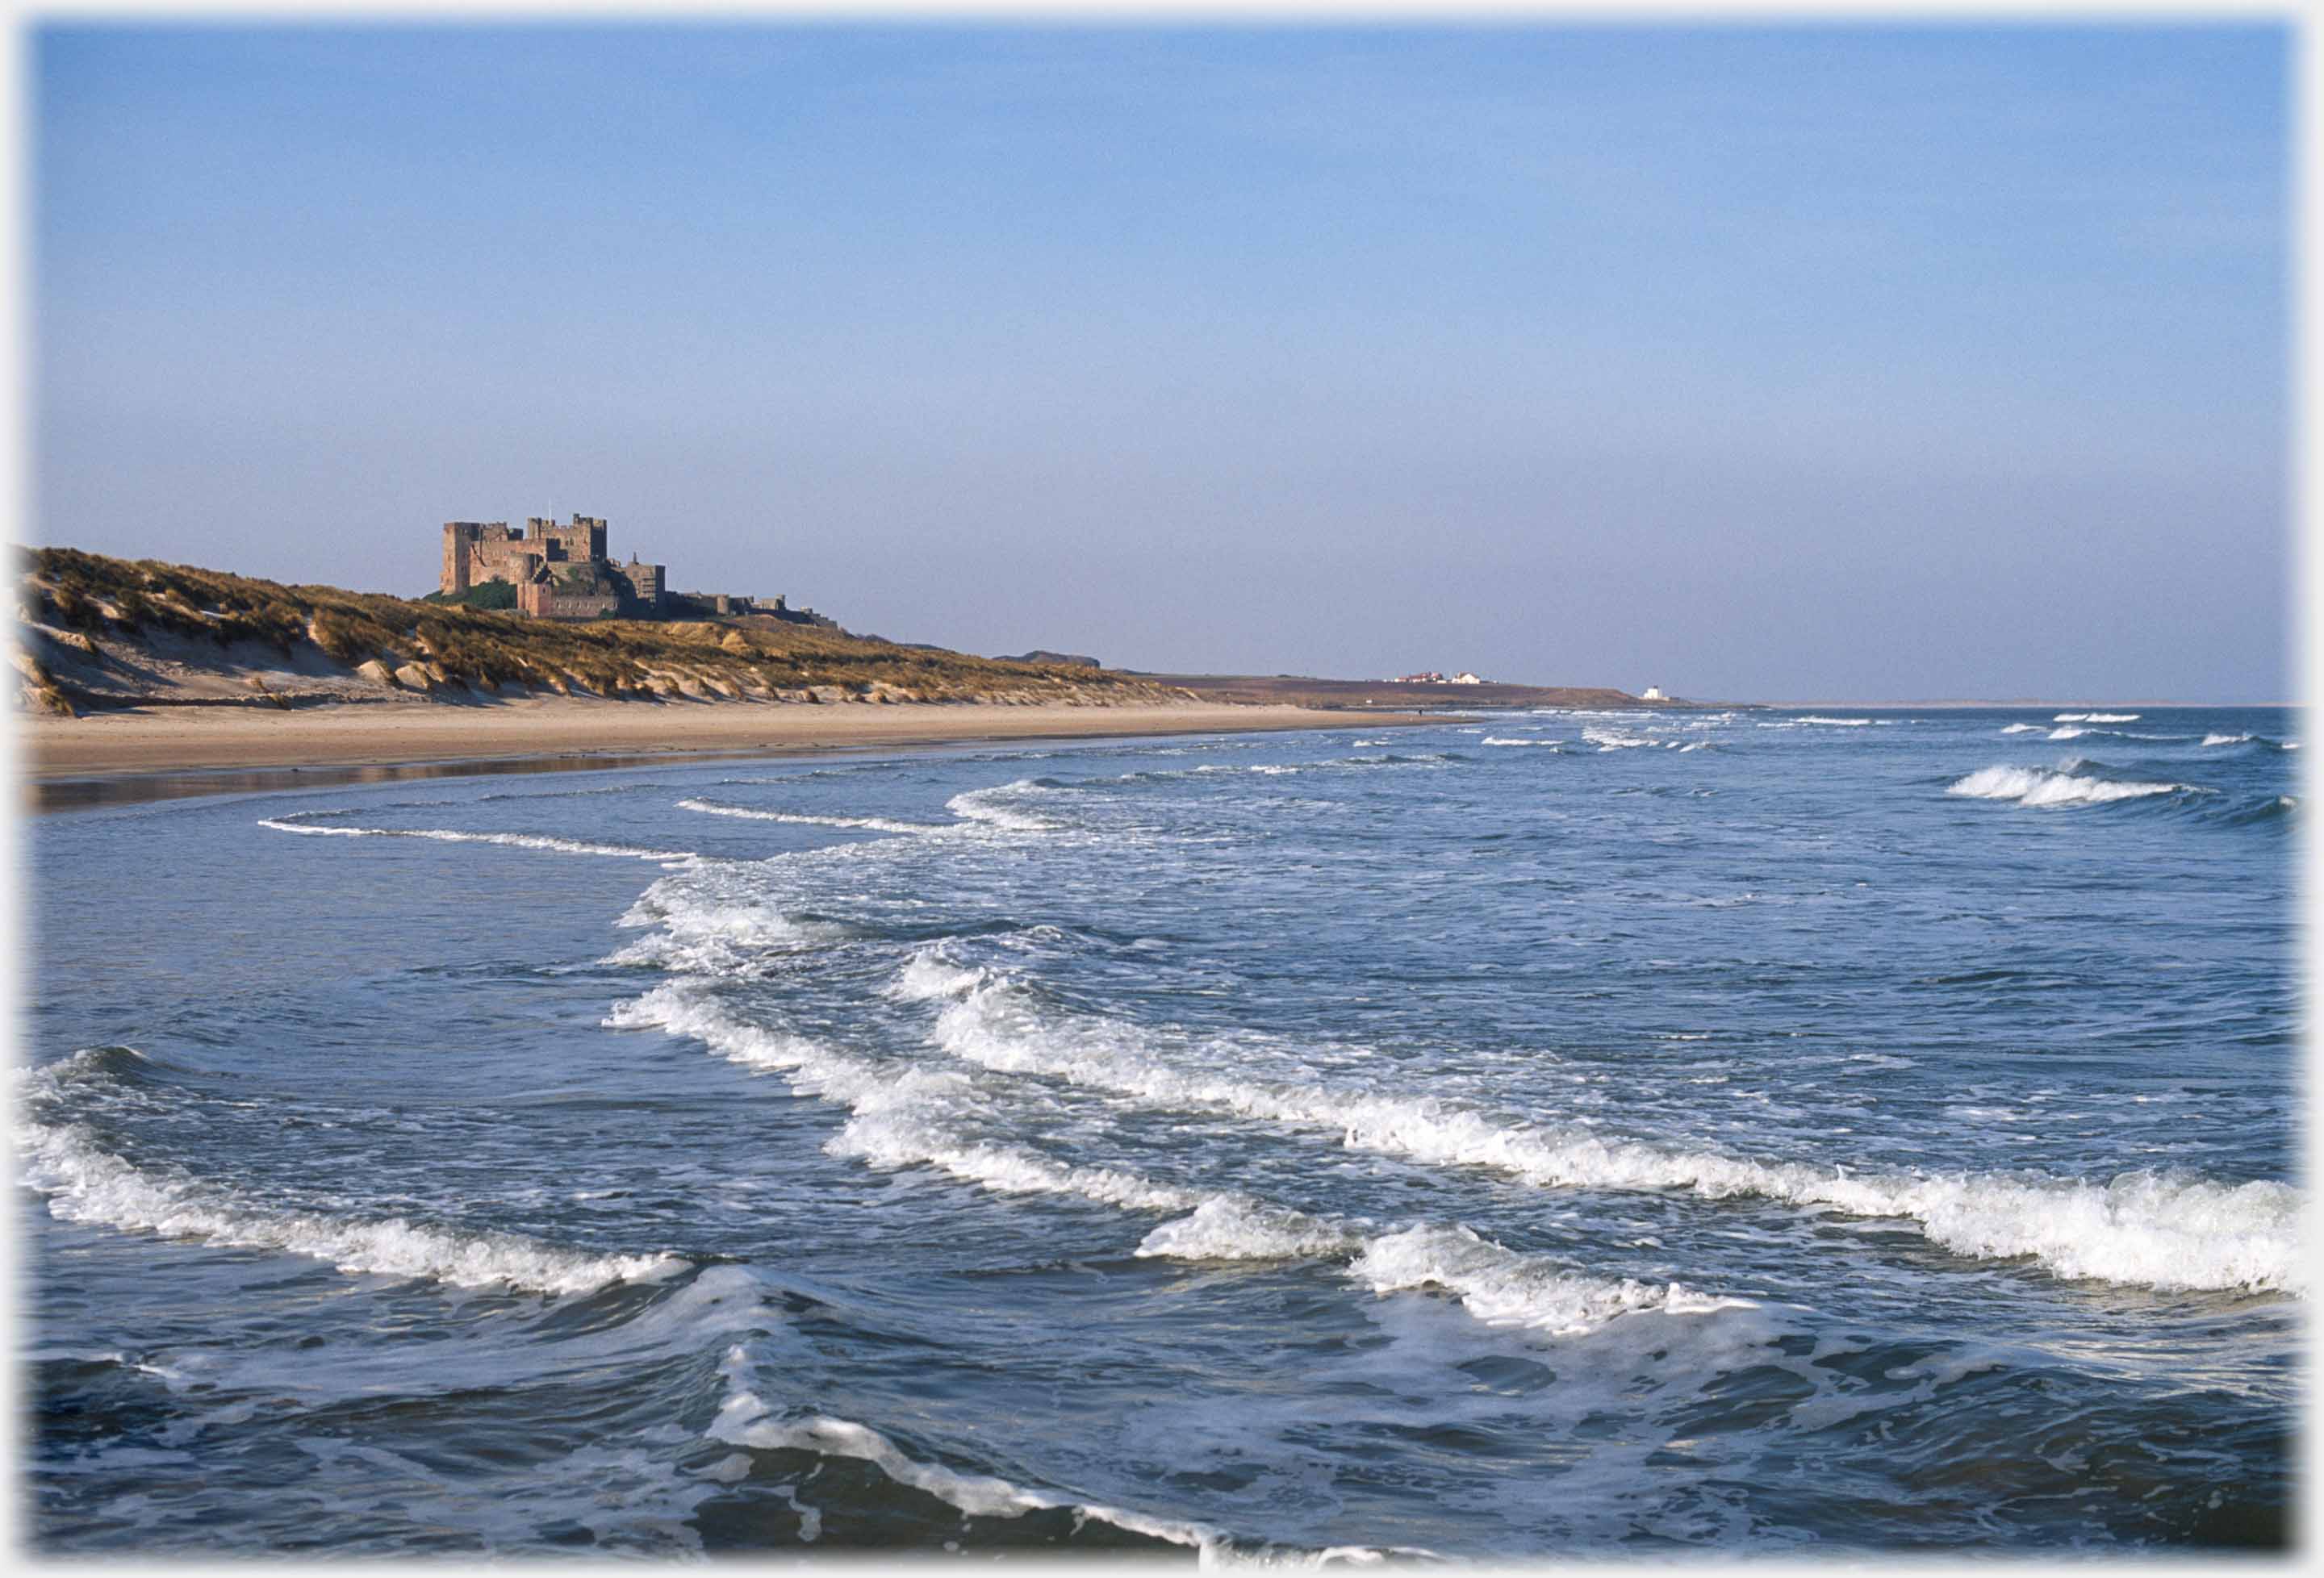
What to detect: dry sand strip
<box><xmin>19</xmin><ymin>699</ymin><xmax>1436</xmax><ymax>810</ymax></box>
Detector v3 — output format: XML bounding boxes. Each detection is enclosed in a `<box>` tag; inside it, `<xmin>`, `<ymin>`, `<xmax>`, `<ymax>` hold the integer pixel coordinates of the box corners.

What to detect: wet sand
<box><xmin>19</xmin><ymin>699</ymin><xmax>1427</xmax><ymax>812</ymax></box>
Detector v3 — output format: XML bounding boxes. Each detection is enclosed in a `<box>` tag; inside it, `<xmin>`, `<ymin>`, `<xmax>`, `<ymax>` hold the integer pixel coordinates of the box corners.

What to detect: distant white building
<box><xmin>1642</xmin><ymin>686</ymin><xmax>1667</xmax><ymax>700</ymax></box>
<box><xmin>1448</xmin><ymin>671</ymin><xmax>1484</xmax><ymax>685</ymax></box>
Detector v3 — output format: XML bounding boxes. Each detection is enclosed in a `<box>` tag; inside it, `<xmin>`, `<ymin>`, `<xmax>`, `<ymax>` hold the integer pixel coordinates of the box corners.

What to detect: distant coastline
<box><xmin>1755</xmin><ymin>699</ymin><xmax>2287</xmax><ymax>709</ymax></box>
<box><xmin>14</xmin><ymin>547</ymin><xmax>1685</xmax><ymax>804</ymax></box>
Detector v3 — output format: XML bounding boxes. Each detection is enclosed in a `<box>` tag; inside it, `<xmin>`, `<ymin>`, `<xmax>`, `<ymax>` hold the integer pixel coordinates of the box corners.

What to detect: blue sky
<box><xmin>34</xmin><ymin>24</ymin><xmax>2288</xmax><ymax>699</ymax></box>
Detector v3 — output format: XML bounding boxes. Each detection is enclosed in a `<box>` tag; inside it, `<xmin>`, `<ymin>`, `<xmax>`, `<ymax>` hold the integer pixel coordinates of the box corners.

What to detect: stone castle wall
<box><xmin>440</xmin><ymin>514</ymin><xmax>762</xmax><ymax>624</ymax></box>
<box><xmin>515</xmin><ymin>581</ymin><xmax>618</xmax><ymax>620</ymax></box>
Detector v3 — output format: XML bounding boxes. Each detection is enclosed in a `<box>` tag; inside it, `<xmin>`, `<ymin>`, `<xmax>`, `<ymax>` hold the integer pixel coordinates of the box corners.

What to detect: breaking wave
<box><xmin>608</xmin><ymin>982</ymin><xmax>1206</xmax><ymax>1217</ymax></box>
<box><xmin>1346</xmin><ymin>1224</ymin><xmax>1751</xmax><ymax>1332</ymax></box>
<box><xmin>18</xmin><ymin>1050</ymin><xmax>683</xmax><ymax>1295</ymax></box>
<box><xmin>1582</xmin><ymin>728</ymin><xmax>1690</xmax><ymax>751</ymax></box>
<box><xmin>604</xmin><ymin>893</ymin><xmax>859</xmax><ymax>975</ymax></box>
<box><xmin>708</xmin><ymin>1350</ymin><xmax>1218</xmax><ymax>1552</ymax></box>
<box><xmin>892</xmin><ymin>954</ymin><xmax>2303</xmax><ymax>1295</ymax></box>
<box><xmin>1137</xmin><ymin>1203</ymin><xmax>1748</xmax><ymax>1335</ymax></box>
<box><xmin>1944</xmin><ymin>766</ymin><xmax>2188</xmax><ymax>808</ymax></box>
<box><xmin>614</xmin><ymin>977</ymin><xmax>1745</xmax><ymax>1341</ymax></box>
<box><xmin>258</xmin><ymin>815</ymin><xmax>696</xmax><ymax>862</ymax></box>
<box><xmin>944</xmin><ymin>781</ymin><xmax>1056</xmax><ymax>833</ymax></box>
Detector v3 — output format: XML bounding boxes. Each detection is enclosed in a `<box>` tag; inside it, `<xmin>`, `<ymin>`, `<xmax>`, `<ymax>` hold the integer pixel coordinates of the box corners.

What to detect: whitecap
<box><xmin>17</xmin><ymin>1068</ymin><xmax>683</xmax><ymax>1296</ymax></box>
<box><xmin>603</xmin><ymin>900</ymin><xmax>855</xmax><ymax>975</ymax></box>
<box><xmin>1344</xmin><ymin>1223</ymin><xmax>1750</xmax><ymax>1334</ymax></box>
<box><xmin>621</xmin><ymin>981</ymin><xmax>1759</xmax><ymax>1346</ymax></box>
<box><xmin>896</xmin><ymin>954</ymin><xmax>2303</xmax><ymax>1294</ymax></box>
<box><xmin>1944</xmin><ymin>766</ymin><xmax>2186</xmax><ymax>808</ymax></box>
<box><xmin>1134</xmin><ymin>1203</ymin><xmax>1748</xmax><ymax>1338</ymax></box>
<box><xmin>944</xmin><ymin>781</ymin><xmax>1055</xmax><ymax>833</ymax></box>
<box><xmin>608</xmin><ymin>983</ymin><xmax>1203</xmax><ymax>1217</ymax></box>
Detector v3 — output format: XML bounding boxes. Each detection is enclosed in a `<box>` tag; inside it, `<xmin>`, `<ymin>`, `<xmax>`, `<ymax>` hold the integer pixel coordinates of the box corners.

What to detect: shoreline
<box><xmin>18</xmin><ymin>699</ymin><xmax>1434</xmax><ymax>812</ymax></box>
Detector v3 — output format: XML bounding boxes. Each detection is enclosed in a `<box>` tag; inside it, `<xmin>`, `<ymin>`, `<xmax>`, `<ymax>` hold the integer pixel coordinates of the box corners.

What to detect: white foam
<box><xmin>1130</xmin><ymin>1199</ymin><xmax>1741</xmax><ymax>1341</ymax></box>
<box><xmin>1347</xmin><ymin>1224</ymin><xmax>1749</xmax><ymax>1334</ymax></box>
<box><xmin>17</xmin><ymin>1064</ymin><xmax>683</xmax><ymax>1295</ymax></box>
<box><xmin>1481</xmin><ymin>737</ymin><xmax>1564</xmax><ymax>748</ymax></box>
<box><xmin>1945</xmin><ymin>766</ymin><xmax>2184</xmax><ymax>808</ymax></box>
<box><xmin>674</xmin><ymin>799</ymin><xmax>942</xmax><ymax>835</ymax></box>
<box><xmin>1582</xmin><ymin>728</ymin><xmax>1653</xmax><ymax>750</ymax></box>
<box><xmin>1794</xmin><ymin>716</ymin><xmax>1871</xmax><ymax>726</ymax></box>
<box><xmin>888</xmin><ymin>950</ymin><xmax>987</xmax><ymax>1003</ymax></box>
<box><xmin>897</xmin><ymin>954</ymin><xmax>2305</xmax><ymax>1294</ymax></box>
<box><xmin>605</xmin><ymin>884</ymin><xmax>858</xmax><ymax>975</ymax></box>
<box><xmin>1131</xmin><ymin>1196</ymin><xmax>1363</xmax><ymax>1262</ymax></box>
<box><xmin>622</xmin><ymin>980</ymin><xmax>1744</xmax><ymax>1350</ymax></box>
<box><xmin>944</xmin><ymin>781</ymin><xmax>1055</xmax><ymax>833</ymax></box>
<box><xmin>608</xmin><ymin>983</ymin><xmax>1202</xmax><ymax>1217</ymax></box>
<box><xmin>259</xmin><ymin>816</ymin><xmax>695</xmax><ymax>862</ymax></box>
<box><xmin>2202</xmin><ymin>733</ymin><xmax>2254</xmax><ymax>747</ymax></box>
<box><xmin>2000</xmin><ymin>723</ymin><xmax>2043</xmax><ymax>734</ymax></box>
<box><xmin>2046</xmin><ymin>726</ymin><xmax>2088</xmax><ymax>741</ymax></box>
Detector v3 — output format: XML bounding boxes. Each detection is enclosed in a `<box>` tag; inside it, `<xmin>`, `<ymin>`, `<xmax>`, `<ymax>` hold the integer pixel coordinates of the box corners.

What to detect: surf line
<box><xmin>892</xmin><ymin>956</ymin><xmax>2305</xmax><ymax>1297</ymax></box>
<box><xmin>258</xmin><ymin>812</ymin><xmax>700</xmax><ymax>862</ymax></box>
<box><xmin>608</xmin><ymin>979</ymin><xmax>1753</xmax><ymax>1340</ymax></box>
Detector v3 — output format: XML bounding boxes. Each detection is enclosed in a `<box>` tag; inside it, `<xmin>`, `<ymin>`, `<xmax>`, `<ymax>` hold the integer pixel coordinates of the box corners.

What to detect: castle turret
<box><xmin>441</xmin><ymin>522</ymin><xmax>481</xmax><ymax>595</ymax></box>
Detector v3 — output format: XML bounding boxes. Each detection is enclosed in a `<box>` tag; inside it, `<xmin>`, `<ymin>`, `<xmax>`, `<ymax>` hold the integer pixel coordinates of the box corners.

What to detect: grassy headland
<box><xmin>15</xmin><ymin>549</ymin><xmax>1449</xmax><ymax>799</ymax></box>
<box><xmin>15</xmin><ymin>547</ymin><xmax>1183</xmax><ymax>715</ymax></box>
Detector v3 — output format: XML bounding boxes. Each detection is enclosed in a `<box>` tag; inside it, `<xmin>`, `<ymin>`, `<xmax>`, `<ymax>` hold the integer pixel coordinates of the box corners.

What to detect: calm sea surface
<box><xmin>20</xmin><ymin>706</ymin><xmax>2303</xmax><ymax>1557</ymax></box>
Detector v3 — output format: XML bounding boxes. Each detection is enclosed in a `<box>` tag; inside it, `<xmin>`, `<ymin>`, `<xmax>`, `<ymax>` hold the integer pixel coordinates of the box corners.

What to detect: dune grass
<box><xmin>19</xmin><ymin>547</ymin><xmax>1176</xmax><ymax>708</ymax></box>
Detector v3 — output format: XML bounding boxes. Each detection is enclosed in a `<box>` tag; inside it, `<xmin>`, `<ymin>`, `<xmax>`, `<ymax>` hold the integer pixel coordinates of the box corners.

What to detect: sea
<box><xmin>18</xmin><ymin>704</ymin><xmax>2304</xmax><ymax>1559</ymax></box>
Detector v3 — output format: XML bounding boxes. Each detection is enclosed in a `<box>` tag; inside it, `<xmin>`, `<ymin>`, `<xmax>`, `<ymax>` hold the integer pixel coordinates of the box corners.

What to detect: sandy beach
<box><xmin>19</xmin><ymin>698</ymin><xmax>1429</xmax><ymax>808</ymax></box>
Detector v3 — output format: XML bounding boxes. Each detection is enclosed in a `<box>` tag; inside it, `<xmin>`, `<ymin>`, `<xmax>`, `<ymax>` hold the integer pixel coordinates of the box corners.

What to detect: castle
<box><xmin>440</xmin><ymin>514</ymin><xmax>781</xmax><ymax>621</ymax></box>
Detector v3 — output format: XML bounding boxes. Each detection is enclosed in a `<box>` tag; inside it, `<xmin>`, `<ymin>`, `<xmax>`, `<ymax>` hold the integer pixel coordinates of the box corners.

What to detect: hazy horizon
<box><xmin>34</xmin><ymin>24</ymin><xmax>2290</xmax><ymax>702</ymax></box>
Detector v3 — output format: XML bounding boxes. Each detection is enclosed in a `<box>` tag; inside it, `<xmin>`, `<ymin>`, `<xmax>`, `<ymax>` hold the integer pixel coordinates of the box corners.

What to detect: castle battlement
<box><xmin>438</xmin><ymin>512</ymin><xmax>767</xmax><ymax>623</ymax></box>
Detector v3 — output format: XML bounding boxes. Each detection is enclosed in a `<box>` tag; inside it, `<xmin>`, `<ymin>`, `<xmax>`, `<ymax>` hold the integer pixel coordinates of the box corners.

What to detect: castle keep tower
<box><xmin>442</xmin><ymin>520</ymin><xmax>546</xmax><ymax>595</ymax></box>
<box><xmin>525</xmin><ymin>515</ymin><xmax>607</xmax><ymax>565</ymax></box>
<box><xmin>441</xmin><ymin>521</ymin><xmax>487</xmax><ymax>595</ymax></box>
<box><xmin>439</xmin><ymin>512</ymin><xmax>665</xmax><ymax>620</ymax></box>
